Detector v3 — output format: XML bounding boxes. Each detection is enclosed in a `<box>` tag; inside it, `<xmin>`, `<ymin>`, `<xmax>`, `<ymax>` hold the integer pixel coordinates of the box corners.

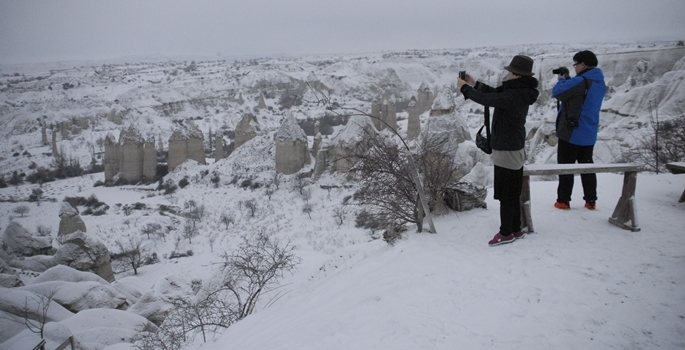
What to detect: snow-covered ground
<box><xmin>1</xmin><ymin>41</ymin><xmax>684</xmax><ymax>349</ymax></box>
<box><xmin>196</xmin><ymin>172</ymin><xmax>685</xmax><ymax>350</ymax></box>
<box><xmin>1</xmin><ymin>168</ymin><xmax>684</xmax><ymax>349</ymax></box>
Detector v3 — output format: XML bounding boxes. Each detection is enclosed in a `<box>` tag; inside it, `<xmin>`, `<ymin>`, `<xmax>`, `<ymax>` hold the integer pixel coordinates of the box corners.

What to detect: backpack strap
<box><xmin>484</xmin><ymin>106</ymin><xmax>491</xmax><ymax>141</ymax></box>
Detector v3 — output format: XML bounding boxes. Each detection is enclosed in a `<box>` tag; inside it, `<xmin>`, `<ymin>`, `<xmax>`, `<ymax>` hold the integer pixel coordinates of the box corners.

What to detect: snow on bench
<box><xmin>520</xmin><ymin>163</ymin><xmax>643</xmax><ymax>233</ymax></box>
<box><xmin>665</xmin><ymin>162</ymin><xmax>685</xmax><ymax>203</ymax></box>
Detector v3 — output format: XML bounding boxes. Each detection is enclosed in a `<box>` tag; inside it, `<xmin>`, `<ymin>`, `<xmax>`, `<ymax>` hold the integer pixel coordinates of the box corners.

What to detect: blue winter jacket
<box><xmin>552</xmin><ymin>68</ymin><xmax>606</xmax><ymax>146</ymax></box>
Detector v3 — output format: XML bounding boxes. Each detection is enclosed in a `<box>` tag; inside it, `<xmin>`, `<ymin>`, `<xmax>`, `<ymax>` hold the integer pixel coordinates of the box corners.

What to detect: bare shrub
<box><xmin>621</xmin><ymin>107</ymin><xmax>685</xmax><ymax>173</ymax></box>
<box><xmin>217</xmin><ymin>233</ymin><xmax>300</xmax><ymax>319</ymax></box>
<box><xmin>35</xmin><ymin>224</ymin><xmax>52</xmax><ymax>236</ymax></box>
<box><xmin>302</xmin><ymin>203</ymin><xmax>313</xmax><ymax>219</ymax></box>
<box><xmin>349</xmin><ymin>127</ymin><xmax>457</xmax><ymax>232</ymax></box>
<box><xmin>293</xmin><ymin>176</ymin><xmax>309</xmax><ymax>195</ymax></box>
<box><xmin>0</xmin><ymin>289</ymin><xmax>58</xmax><ymax>338</ymax></box>
<box><xmin>183</xmin><ymin>220</ymin><xmax>199</xmax><ymax>244</ymax></box>
<box><xmin>220</xmin><ymin>212</ymin><xmax>234</xmax><ymax>229</ymax></box>
<box><xmin>265</xmin><ymin>188</ymin><xmax>274</xmax><ymax>200</ymax></box>
<box><xmin>383</xmin><ymin>224</ymin><xmax>407</xmax><ymax>245</ymax></box>
<box><xmin>114</xmin><ymin>235</ymin><xmax>144</xmax><ymax>275</ymax></box>
<box><xmin>28</xmin><ymin>188</ymin><xmax>44</xmax><ymax>204</ymax></box>
<box><xmin>141</xmin><ymin>223</ymin><xmax>163</xmax><ymax>240</ymax></box>
<box><xmin>210</xmin><ymin>172</ymin><xmax>221</xmax><ymax>188</ymax></box>
<box><xmin>240</xmin><ymin>199</ymin><xmax>258</xmax><ymax>217</ymax></box>
<box><xmin>132</xmin><ymin>322</ymin><xmax>183</xmax><ymax>350</ymax></box>
<box><xmin>12</xmin><ymin>205</ymin><xmax>30</xmax><ymax>217</ymax></box>
<box><xmin>139</xmin><ymin>233</ymin><xmax>300</xmax><ymax>347</ymax></box>
<box><xmin>332</xmin><ymin>205</ymin><xmax>347</xmax><ymax>226</ymax></box>
<box><xmin>355</xmin><ymin>209</ymin><xmax>385</xmax><ymax>237</ymax></box>
<box><xmin>184</xmin><ymin>200</ymin><xmax>206</xmax><ymax>223</ymax></box>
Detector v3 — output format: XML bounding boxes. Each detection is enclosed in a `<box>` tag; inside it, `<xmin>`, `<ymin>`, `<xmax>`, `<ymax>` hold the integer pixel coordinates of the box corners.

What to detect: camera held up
<box><xmin>459</xmin><ymin>71</ymin><xmax>466</xmax><ymax>80</ymax></box>
<box><xmin>552</xmin><ymin>67</ymin><xmax>569</xmax><ymax>77</ymax></box>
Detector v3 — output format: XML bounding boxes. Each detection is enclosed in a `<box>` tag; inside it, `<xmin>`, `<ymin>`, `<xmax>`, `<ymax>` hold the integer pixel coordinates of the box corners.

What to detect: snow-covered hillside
<box><xmin>1</xmin><ymin>41</ymin><xmax>684</xmax><ymax>178</ymax></box>
<box><xmin>1</xmin><ymin>42</ymin><xmax>684</xmax><ymax>350</ymax></box>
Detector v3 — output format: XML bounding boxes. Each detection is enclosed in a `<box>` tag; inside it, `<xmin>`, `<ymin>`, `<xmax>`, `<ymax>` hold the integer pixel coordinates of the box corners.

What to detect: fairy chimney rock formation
<box><xmin>407</xmin><ymin>97</ymin><xmax>421</xmax><ymax>139</ymax></box>
<box><xmin>381</xmin><ymin>96</ymin><xmax>398</xmax><ymax>132</ymax></box>
<box><xmin>215</xmin><ymin>134</ymin><xmax>224</xmax><ymax>162</ymax></box>
<box><xmin>430</xmin><ymin>87</ymin><xmax>456</xmax><ymax>116</ymax></box>
<box><xmin>234</xmin><ymin>113</ymin><xmax>261</xmax><ymax>149</ymax></box>
<box><xmin>275</xmin><ymin>113</ymin><xmax>310</xmax><ymax>174</ymax></box>
<box><xmin>168</xmin><ymin>123</ymin><xmax>206</xmax><ymax>171</ymax></box>
<box><xmin>55</xmin><ymin>204</ymin><xmax>115</xmax><ymax>282</ymax></box>
<box><xmin>103</xmin><ymin>128</ymin><xmax>156</xmax><ymax>183</ymax></box>
<box><xmin>39</xmin><ymin>117</ymin><xmax>49</xmax><ymax>145</ymax></box>
<box><xmin>51</xmin><ymin>125</ymin><xmax>59</xmax><ymax>157</ymax></box>
<box><xmin>312</xmin><ymin>121</ymin><xmax>322</xmax><ymax>156</ymax></box>
<box><xmin>107</xmin><ymin>106</ymin><xmax>125</xmax><ymax>124</ymax></box>
<box><xmin>371</xmin><ymin>99</ymin><xmax>382</xmax><ymax>130</ymax></box>
<box><xmin>104</xmin><ymin>133</ymin><xmax>119</xmax><ymax>180</ymax></box>
<box><xmin>58</xmin><ymin>202</ymin><xmax>87</xmax><ymax>236</ymax></box>
<box><xmin>257</xmin><ymin>94</ymin><xmax>267</xmax><ymax>109</ymax></box>
<box><xmin>317</xmin><ymin>115</ymin><xmax>377</xmax><ymax>174</ymax></box>
<box><xmin>417</xmin><ymin>82</ymin><xmax>435</xmax><ymax>113</ymax></box>
<box><xmin>143</xmin><ymin>136</ymin><xmax>157</xmax><ymax>181</ymax></box>
<box><xmin>118</xmin><ymin>126</ymin><xmax>145</xmax><ymax>182</ymax></box>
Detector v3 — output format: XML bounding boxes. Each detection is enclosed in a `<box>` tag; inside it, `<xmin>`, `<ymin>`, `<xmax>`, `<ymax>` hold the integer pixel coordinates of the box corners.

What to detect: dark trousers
<box><xmin>494</xmin><ymin>165</ymin><xmax>523</xmax><ymax>236</ymax></box>
<box><xmin>556</xmin><ymin>139</ymin><xmax>597</xmax><ymax>203</ymax></box>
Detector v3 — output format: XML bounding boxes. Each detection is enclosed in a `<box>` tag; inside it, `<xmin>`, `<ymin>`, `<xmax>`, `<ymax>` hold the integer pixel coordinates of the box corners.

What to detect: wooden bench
<box><xmin>520</xmin><ymin>163</ymin><xmax>643</xmax><ymax>234</ymax></box>
<box><xmin>665</xmin><ymin>162</ymin><xmax>685</xmax><ymax>203</ymax></box>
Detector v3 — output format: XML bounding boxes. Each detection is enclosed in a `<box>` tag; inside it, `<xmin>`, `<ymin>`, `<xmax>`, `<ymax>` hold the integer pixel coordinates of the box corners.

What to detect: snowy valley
<box><xmin>1</xmin><ymin>41</ymin><xmax>684</xmax><ymax>350</ymax></box>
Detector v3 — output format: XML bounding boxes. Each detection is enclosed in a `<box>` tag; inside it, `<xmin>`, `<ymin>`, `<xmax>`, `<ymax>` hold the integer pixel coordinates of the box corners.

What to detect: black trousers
<box><xmin>556</xmin><ymin>139</ymin><xmax>597</xmax><ymax>203</ymax></box>
<box><xmin>494</xmin><ymin>165</ymin><xmax>523</xmax><ymax>236</ymax></box>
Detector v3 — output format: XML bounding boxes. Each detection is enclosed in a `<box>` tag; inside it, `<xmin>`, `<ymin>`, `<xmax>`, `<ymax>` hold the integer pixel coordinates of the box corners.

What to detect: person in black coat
<box><xmin>457</xmin><ymin>55</ymin><xmax>540</xmax><ymax>246</ymax></box>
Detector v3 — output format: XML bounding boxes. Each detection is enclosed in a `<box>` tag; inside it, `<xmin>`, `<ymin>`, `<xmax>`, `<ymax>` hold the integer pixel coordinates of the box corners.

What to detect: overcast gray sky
<box><xmin>1</xmin><ymin>0</ymin><xmax>684</xmax><ymax>64</ymax></box>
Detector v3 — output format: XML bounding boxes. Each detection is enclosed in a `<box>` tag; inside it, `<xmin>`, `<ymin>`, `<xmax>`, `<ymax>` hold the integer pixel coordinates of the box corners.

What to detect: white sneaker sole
<box><xmin>489</xmin><ymin>238</ymin><xmax>515</xmax><ymax>246</ymax></box>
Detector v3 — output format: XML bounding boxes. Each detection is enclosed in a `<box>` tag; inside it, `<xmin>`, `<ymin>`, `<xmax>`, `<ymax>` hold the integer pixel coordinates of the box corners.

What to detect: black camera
<box><xmin>459</xmin><ymin>71</ymin><xmax>466</xmax><ymax>80</ymax></box>
<box><xmin>552</xmin><ymin>67</ymin><xmax>569</xmax><ymax>76</ymax></box>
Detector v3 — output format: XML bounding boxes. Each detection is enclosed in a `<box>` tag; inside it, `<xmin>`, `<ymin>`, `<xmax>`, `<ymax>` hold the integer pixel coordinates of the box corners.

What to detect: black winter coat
<box><xmin>460</xmin><ymin>78</ymin><xmax>539</xmax><ymax>151</ymax></box>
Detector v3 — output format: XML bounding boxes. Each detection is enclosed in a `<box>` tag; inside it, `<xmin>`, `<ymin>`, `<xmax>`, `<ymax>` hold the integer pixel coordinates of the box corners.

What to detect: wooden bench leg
<box><xmin>520</xmin><ymin>175</ymin><xmax>534</xmax><ymax>233</ymax></box>
<box><xmin>608</xmin><ymin>171</ymin><xmax>641</xmax><ymax>232</ymax></box>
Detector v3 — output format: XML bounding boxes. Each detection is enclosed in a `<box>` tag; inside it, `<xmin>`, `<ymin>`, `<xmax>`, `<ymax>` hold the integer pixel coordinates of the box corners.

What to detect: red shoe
<box><xmin>584</xmin><ymin>200</ymin><xmax>596</xmax><ymax>210</ymax></box>
<box><xmin>512</xmin><ymin>230</ymin><xmax>526</xmax><ymax>240</ymax></box>
<box><xmin>489</xmin><ymin>232</ymin><xmax>515</xmax><ymax>246</ymax></box>
<box><xmin>554</xmin><ymin>201</ymin><xmax>570</xmax><ymax>210</ymax></box>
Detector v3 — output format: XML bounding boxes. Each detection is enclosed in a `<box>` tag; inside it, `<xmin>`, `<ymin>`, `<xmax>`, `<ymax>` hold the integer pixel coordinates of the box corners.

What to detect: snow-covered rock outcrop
<box><xmin>1</xmin><ymin>221</ymin><xmax>53</xmax><ymax>257</ymax></box>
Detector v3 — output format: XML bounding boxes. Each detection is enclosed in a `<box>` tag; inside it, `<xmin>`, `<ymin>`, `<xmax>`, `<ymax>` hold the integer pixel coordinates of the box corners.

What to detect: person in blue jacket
<box><xmin>552</xmin><ymin>50</ymin><xmax>607</xmax><ymax>210</ymax></box>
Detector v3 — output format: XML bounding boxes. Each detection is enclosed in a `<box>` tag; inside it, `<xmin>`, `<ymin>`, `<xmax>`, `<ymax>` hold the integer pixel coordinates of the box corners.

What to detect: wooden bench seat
<box><xmin>665</xmin><ymin>162</ymin><xmax>685</xmax><ymax>203</ymax></box>
<box><xmin>520</xmin><ymin>163</ymin><xmax>643</xmax><ymax>233</ymax></box>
